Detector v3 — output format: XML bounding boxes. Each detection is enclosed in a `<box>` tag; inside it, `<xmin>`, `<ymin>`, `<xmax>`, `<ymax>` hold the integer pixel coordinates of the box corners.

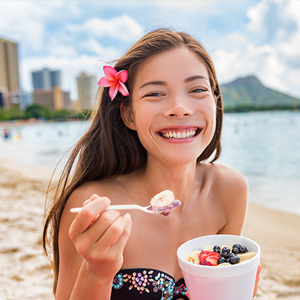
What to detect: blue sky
<box><xmin>1</xmin><ymin>0</ymin><xmax>300</xmax><ymax>101</ymax></box>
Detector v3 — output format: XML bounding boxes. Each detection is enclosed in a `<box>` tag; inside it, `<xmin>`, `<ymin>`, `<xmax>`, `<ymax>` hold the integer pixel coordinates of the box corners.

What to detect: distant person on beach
<box><xmin>43</xmin><ymin>28</ymin><xmax>261</xmax><ymax>300</ymax></box>
<box><xmin>3</xmin><ymin>128</ymin><xmax>10</xmax><ymax>140</ymax></box>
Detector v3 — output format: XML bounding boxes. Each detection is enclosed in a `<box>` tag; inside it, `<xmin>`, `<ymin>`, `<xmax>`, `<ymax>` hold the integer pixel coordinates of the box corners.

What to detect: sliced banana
<box><xmin>184</xmin><ymin>250</ymin><xmax>201</xmax><ymax>263</ymax></box>
<box><xmin>150</xmin><ymin>190</ymin><xmax>174</xmax><ymax>207</ymax></box>
<box><xmin>202</xmin><ymin>245</ymin><xmax>214</xmax><ymax>251</ymax></box>
<box><xmin>194</xmin><ymin>255</ymin><xmax>200</xmax><ymax>265</ymax></box>
<box><xmin>237</xmin><ymin>252</ymin><xmax>256</xmax><ymax>262</ymax></box>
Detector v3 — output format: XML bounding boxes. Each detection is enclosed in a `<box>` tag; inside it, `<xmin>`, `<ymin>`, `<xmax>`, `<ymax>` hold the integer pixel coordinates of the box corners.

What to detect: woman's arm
<box><xmin>55</xmin><ymin>188</ymin><xmax>132</xmax><ymax>300</ymax></box>
<box><xmin>213</xmin><ymin>165</ymin><xmax>261</xmax><ymax>299</ymax></box>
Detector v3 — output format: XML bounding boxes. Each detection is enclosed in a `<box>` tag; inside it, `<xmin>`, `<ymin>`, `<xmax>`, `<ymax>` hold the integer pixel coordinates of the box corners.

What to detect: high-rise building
<box><xmin>0</xmin><ymin>38</ymin><xmax>20</xmax><ymax>108</ymax></box>
<box><xmin>32</xmin><ymin>86</ymin><xmax>71</xmax><ymax>110</ymax></box>
<box><xmin>76</xmin><ymin>72</ymin><xmax>98</xmax><ymax>110</ymax></box>
<box><xmin>32</xmin><ymin>68</ymin><xmax>61</xmax><ymax>90</ymax></box>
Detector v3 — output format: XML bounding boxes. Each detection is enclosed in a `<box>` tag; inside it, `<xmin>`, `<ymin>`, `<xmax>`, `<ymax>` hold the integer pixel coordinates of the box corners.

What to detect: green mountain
<box><xmin>220</xmin><ymin>75</ymin><xmax>300</xmax><ymax>111</ymax></box>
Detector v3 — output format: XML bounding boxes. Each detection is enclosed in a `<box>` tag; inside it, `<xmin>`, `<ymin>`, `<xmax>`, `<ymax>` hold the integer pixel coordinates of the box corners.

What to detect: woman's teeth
<box><xmin>162</xmin><ymin>130</ymin><xmax>197</xmax><ymax>139</ymax></box>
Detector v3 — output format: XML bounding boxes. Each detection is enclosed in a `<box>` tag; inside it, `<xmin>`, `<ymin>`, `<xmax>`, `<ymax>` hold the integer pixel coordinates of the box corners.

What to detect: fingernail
<box><xmin>103</xmin><ymin>197</ymin><xmax>111</xmax><ymax>205</ymax></box>
<box><xmin>124</xmin><ymin>213</ymin><xmax>131</xmax><ymax>220</ymax></box>
<box><xmin>90</xmin><ymin>194</ymin><xmax>99</xmax><ymax>201</ymax></box>
<box><xmin>83</xmin><ymin>199</ymin><xmax>91</xmax><ymax>206</ymax></box>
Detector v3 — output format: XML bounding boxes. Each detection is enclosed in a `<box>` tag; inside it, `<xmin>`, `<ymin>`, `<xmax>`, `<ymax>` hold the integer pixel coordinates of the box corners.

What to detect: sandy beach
<box><xmin>1</xmin><ymin>158</ymin><xmax>300</xmax><ymax>300</ymax></box>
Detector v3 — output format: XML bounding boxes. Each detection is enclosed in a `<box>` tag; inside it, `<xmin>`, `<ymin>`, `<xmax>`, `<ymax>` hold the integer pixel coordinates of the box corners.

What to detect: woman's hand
<box><xmin>253</xmin><ymin>264</ymin><xmax>262</xmax><ymax>298</ymax></box>
<box><xmin>69</xmin><ymin>194</ymin><xmax>132</xmax><ymax>280</ymax></box>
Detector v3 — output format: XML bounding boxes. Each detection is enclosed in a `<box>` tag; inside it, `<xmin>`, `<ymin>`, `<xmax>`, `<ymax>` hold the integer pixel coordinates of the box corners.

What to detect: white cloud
<box><xmin>247</xmin><ymin>1</ymin><xmax>299</xmax><ymax>44</ymax></box>
<box><xmin>0</xmin><ymin>1</ymin><xmax>65</xmax><ymax>52</ymax></box>
<box><xmin>214</xmin><ymin>42</ymin><xmax>287</xmax><ymax>92</ymax></box>
<box><xmin>212</xmin><ymin>0</ymin><xmax>300</xmax><ymax>99</ymax></box>
<box><xmin>158</xmin><ymin>1</ymin><xmax>210</xmax><ymax>10</ymax></box>
<box><xmin>67</xmin><ymin>15</ymin><xmax>144</xmax><ymax>43</ymax></box>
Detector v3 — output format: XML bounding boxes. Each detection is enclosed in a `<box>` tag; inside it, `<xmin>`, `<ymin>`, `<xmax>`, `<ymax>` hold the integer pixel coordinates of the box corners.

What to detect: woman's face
<box><xmin>124</xmin><ymin>47</ymin><xmax>217</xmax><ymax>166</ymax></box>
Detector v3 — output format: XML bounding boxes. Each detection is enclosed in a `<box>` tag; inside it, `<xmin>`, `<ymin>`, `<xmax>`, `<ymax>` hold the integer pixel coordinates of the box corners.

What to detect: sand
<box><xmin>0</xmin><ymin>158</ymin><xmax>300</xmax><ymax>300</ymax></box>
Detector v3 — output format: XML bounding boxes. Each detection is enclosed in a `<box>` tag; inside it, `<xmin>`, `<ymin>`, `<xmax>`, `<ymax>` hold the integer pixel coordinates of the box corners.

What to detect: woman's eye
<box><xmin>190</xmin><ymin>88</ymin><xmax>207</xmax><ymax>93</ymax></box>
<box><xmin>145</xmin><ymin>92</ymin><xmax>163</xmax><ymax>97</ymax></box>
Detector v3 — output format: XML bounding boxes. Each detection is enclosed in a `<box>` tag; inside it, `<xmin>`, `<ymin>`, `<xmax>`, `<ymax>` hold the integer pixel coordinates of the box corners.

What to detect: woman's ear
<box><xmin>120</xmin><ymin>103</ymin><xmax>136</xmax><ymax>131</ymax></box>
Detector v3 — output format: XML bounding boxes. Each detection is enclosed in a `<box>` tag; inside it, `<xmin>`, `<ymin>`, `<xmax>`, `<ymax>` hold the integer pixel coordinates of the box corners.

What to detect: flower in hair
<box><xmin>98</xmin><ymin>66</ymin><xmax>129</xmax><ymax>101</ymax></box>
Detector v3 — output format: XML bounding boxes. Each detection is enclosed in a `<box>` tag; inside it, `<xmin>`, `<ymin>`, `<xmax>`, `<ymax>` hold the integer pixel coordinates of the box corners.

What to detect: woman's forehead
<box><xmin>133</xmin><ymin>47</ymin><xmax>209</xmax><ymax>87</ymax></box>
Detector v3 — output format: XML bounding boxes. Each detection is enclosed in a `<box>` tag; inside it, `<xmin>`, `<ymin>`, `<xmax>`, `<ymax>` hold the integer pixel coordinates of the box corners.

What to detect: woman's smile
<box><xmin>158</xmin><ymin>127</ymin><xmax>201</xmax><ymax>140</ymax></box>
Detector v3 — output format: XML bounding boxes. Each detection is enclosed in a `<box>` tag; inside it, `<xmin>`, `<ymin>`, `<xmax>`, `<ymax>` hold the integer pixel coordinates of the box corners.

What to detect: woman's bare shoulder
<box><xmin>199</xmin><ymin>163</ymin><xmax>248</xmax><ymax>234</ymax></box>
<box><xmin>65</xmin><ymin>177</ymin><xmax>124</xmax><ymax>209</ymax></box>
<box><xmin>199</xmin><ymin>162</ymin><xmax>247</xmax><ymax>192</ymax></box>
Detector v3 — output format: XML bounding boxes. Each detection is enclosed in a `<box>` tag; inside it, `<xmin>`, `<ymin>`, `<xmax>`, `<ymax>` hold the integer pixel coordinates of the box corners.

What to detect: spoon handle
<box><xmin>70</xmin><ymin>204</ymin><xmax>147</xmax><ymax>213</ymax></box>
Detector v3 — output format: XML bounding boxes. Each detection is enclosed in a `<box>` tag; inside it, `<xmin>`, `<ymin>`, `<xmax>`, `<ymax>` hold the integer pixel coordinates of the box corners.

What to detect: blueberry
<box><xmin>228</xmin><ymin>253</ymin><xmax>235</xmax><ymax>258</ymax></box>
<box><xmin>239</xmin><ymin>246</ymin><xmax>248</xmax><ymax>253</ymax></box>
<box><xmin>232</xmin><ymin>244</ymin><xmax>242</xmax><ymax>250</ymax></box>
<box><xmin>220</xmin><ymin>253</ymin><xmax>227</xmax><ymax>258</ymax></box>
<box><xmin>232</xmin><ymin>247</ymin><xmax>240</xmax><ymax>254</ymax></box>
<box><xmin>213</xmin><ymin>245</ymin><xmax>221</xmax><ymax>253</ymax></box>
<box><xmin>222</xmin><ymin>247</ymin><xmax>230</xmax><ymax>254</ymax></box>
<box><xmin>217</xmin><ymin>257</ymin><xmax>226</xmax><ymax>265</ymax></box>
<box><xmin>229</xmin><ymin>255</ymin><xmax>240</xmax><ymax>265</ymax></box>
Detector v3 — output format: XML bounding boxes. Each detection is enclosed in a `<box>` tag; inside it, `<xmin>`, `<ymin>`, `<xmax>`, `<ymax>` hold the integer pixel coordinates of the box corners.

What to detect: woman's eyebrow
<box><xmin>138</xmin><ymin>80</ymin><xmax>167</xmax><ymax>91</ymax></box>
<box><xmin>138</xmin><ymin>75</ymin><xmax>209</xmax><ymax>91</ymax></box>
<box><xmin>185</xmin><ymin>75</ymin><xmax>209</xmax><ymax>83</ymax></box>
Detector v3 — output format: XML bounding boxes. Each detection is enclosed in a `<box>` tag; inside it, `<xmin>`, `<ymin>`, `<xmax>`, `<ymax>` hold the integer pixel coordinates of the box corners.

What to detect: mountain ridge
<box><xmin>220</xmin><ymin>75</ymin><xmax>300</xmax><ymax>111</ymax></box>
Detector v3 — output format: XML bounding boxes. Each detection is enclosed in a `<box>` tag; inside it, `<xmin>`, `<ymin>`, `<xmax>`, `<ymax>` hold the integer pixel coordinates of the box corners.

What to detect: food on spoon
<box><xmin>150</xmin><ymin>190</ymin><xmax>174</xmax><ymax>207</ymax></box>
<box><xmin>184</xmin><ymin>243</ymin><xmax>256</xmax><ymax>266</ymax></box>
<box><xmin>148</xmin><ymin>190</ymin><xmax>181</xmax><ymax>216</ymax></box>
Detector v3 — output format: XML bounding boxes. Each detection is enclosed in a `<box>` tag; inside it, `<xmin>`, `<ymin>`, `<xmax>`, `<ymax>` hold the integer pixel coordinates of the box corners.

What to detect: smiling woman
<box><xmin>43</xmin><ymin>28</ymin><xmax>259</xmax><ymax>300</ymax></box>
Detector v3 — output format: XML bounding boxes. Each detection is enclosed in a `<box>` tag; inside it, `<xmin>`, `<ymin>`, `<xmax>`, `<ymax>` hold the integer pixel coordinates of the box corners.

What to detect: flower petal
<box><xmin>109</xmin><ymin>83</ymin><xmax>119</xmax><ymax>101</ymax></box>
<box><xmin>115</xmin><ymin>70</ymin><xmax>128</xmax><ymax>83</ymax></box>
<box><xmin>98</xmin><ymin>77</ymin><xmax>115</xmax><ymax>87</ymax></box>
<box><xmin>119</xmin><ymin>82</ymin><xmax>129</xmax><ymax>96</ymax></box>
<box><xmin>103</xmin><ymin>65</ymin><xmax>117</xmax><ymax>80</ymax></box>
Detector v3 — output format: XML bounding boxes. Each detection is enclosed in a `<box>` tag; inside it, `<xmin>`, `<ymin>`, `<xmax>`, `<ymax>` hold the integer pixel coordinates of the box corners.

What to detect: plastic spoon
<box><xmin>70</xmin><ymin>199</ymin><xmax>181</xmax><ymax>216</ymax></box>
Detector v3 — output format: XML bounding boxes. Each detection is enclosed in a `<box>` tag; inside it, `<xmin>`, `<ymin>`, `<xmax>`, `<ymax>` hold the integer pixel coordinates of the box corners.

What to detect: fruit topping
<box><xmin>221</xmin><ymin>247</ymin><xmax>230</xmax><ymax>254</ymax></box>
<box><xmin>213</xmin><ymin>245</ymin><xmax>221</xmax><ymax>253</ymax></box>
<box><xmin>150</xmin><ymin>190</ymin><xmax>174</xmax><ymax>207</ymax></box>
<box><xmin>239</xmin><ymin>246</ymin><xmax>248</xmax><ymax>253</ymax></box>
<box><xmin>199</xmin><ymin>251</ymin><xmax>220</xmax><ymax>266</ymax></box>
<box><xmin>184</xmin><ymin>243</ymin><xmax>256</xmax><ymax>266</ymax></box>
<box><xmin>229</xmin><ymin>255</ymin><xmax>240</xmax><ymax>264</ymax></box>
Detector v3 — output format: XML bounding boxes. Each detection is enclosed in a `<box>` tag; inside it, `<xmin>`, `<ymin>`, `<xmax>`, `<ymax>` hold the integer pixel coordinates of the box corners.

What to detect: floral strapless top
<box><xmin>111</xmin><ymin>268</ymin><xmax>189</xmax><ymax>300</ymax></box>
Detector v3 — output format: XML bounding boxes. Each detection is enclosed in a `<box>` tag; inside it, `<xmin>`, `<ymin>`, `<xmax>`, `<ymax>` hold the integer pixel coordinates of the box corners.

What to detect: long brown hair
<box><xmin>43</xmin><ymin>28</ymin><xmax>224</xmax><ymax>294</ymax></box>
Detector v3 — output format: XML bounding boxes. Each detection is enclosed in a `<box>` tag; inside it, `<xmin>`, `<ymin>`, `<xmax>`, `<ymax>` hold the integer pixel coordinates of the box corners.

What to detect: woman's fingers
<box><xmin>69</xmin><ymin>195</ymin><xmax>132</xmax><ymax>274</ymax></box>
<box><xmin>253</xmin><ymin>264</ymin><xmax>262</xmax><ymax>298</ymax></box>
<box><xmin>99</xmin><ymin>213</ymin><xmax>132</xmax><ymax>250</ymax></box>
<box><xmin>69</xmin><ymin>196</ymin><xmax>110</xmax><ymax>239</ymax></box>
<box><xmin>109</xmin><ymin>213</ymin><xmax>132</xmax><ymax>254</ymax></box>
<box><xmin>78</xmin><ymin>210</ymin><xmax>121</xmax><ymax>247</ymax></box>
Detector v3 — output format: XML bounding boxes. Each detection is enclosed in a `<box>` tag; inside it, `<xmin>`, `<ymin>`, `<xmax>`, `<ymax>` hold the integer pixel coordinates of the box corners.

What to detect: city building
<box><xmin>32</xmin><ymin>68</ymin><xmax>61</xmax><ymax>90</ymax></box>
<box><xmin>32</xmin><ymin>86</ymin><xmax>71</xmax><ymax>110</ymax></box>
<box><xmin>76</xmin><ymin>72</ymin><xmax>98</xmax><ymax>110</ymax></box>
<box><xmin>0</xmin><ymin>37</ymin><xmax>20</xmax><ymax>109</ymax></box>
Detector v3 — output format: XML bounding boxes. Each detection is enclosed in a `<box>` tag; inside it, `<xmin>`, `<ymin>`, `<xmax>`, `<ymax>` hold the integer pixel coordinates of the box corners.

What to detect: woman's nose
<box><xmin>164</xmin><ymin>95</ymin><xmax>193</xmax><ymax>118</ymax></box>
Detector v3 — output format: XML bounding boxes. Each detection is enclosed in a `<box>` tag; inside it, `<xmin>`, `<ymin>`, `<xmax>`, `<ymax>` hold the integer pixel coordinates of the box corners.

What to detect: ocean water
<box><xmin>0</xmin><ymin>111</ymin><xmax>299</xmax><ymax>216</ymax></box>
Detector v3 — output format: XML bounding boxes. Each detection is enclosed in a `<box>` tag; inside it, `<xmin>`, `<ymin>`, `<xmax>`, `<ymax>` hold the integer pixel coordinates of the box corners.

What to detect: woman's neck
<box><xmin>138</xmin><ymin>156</ymin><xmax>200</xmax><ymax>206</ymax></box>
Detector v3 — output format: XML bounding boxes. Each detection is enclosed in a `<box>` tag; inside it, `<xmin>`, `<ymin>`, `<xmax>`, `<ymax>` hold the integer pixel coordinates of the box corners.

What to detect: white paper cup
<box><xmin>177</xmin><ymin>234</ymin><xmax>260</xmax><ymax>300</ymax></box>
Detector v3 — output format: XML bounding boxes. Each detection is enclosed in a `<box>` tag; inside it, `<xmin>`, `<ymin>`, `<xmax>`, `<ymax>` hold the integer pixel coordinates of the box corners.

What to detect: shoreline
<box><xmin>1</xmin><ymin>159</ymin><xmax>300</xmax><ymax>299</ymax></box>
